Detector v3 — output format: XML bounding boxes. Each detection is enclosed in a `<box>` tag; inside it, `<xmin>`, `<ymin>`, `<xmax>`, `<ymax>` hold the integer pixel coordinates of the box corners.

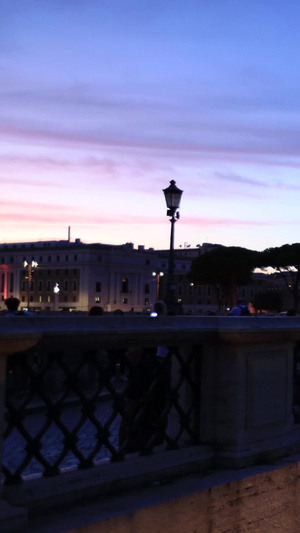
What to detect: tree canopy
<box><xmin>259</xmin><ymin>244</ymin><xmax>300</xmax><ymax>312</ymax></box>
<box><xmin>189</xmin><ymin>243</ymin><xmax>300</xmax><ymax>313</ymax></box>
<box><xmin>188</xmin><ymin>246</ymin><xmax>259</xmax><ymax>309</ymax></box>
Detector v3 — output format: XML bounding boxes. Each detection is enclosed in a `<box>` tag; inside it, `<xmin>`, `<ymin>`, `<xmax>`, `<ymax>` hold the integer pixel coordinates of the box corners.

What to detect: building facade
<box><xmin>0</xmin><ymin>240</ymin><xmax>165</xmax><ymax>313</ymax></box>
<box><xmin>0</xmin><ymin>240</ymin><xmax>294</xmax><ymax>314</ymax></box>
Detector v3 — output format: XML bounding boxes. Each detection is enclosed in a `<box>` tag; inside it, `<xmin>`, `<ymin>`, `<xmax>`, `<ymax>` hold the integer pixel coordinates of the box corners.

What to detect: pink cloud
<box><xmin>0</xmin><ymin>176</ymin><xmax>65</xmax><ymax>188</ymax></box>
<box><xmin>0</xmin><ymin>206</ymin><xmax>277</xmax><ymax>230</ymax></box>
<box><xmin>0</xmin><ymin>200</ymin><xmax>70</xmax><ymax>212</ymax></box>
<box><xmin>182</xmin><ymin>216</ymin><xmax>271</xmax><ymax>227</ymax></box>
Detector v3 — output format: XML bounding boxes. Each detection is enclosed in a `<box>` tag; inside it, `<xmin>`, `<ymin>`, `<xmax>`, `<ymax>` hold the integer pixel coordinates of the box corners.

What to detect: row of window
<box><xmin>177</xmin><ymin>285</ymin><xmax>212</xmax><ymax>296</ymax></box>
<box><xmin>95</xmin><ymin>297</ymin><xmax>150</xmax><ymax>306</ymax></box>
<box><xmin>177</xmin><ymin>286</ymin><xmax>255</xmax><ymax>298</ymax></box>
<box><xmin>22</xmin><ymin>269</ymin><xmax>78</xmax><ymax>276</ymax></box>
<box><xmin>21</xmin><ymin>280</ymin><xmax>78</xmax><ymax>292</ymax></box>
<box><xmin>20</xmin><ymin>295</ymin><xmax>78</xmax><ymax>303</ymax></box>
<box><xmin>0</xmin><ymin>255</ymin><xmax>80</xmax><ymax>265</ymax></box>
<box><xmin>95</xmin><ymin>279</ymin><xmax>151</xmax><ymax>294</ymax></box>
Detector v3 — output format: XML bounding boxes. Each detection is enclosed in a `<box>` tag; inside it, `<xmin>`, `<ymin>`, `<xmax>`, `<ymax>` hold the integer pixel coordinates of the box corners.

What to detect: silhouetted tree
<box><xmin>188</xmin><ymin>246</ymin><xmax>259</xmax><ymax>310</ymax></box>
<box><xmin>253</xmin><ymin>291</ymin><xmax>282</xmax><ymax>314</ymax></box>
<box><xmin>260</xmin><ymin>244</ymin><xmax>300</xmax><ymax>313</ymax></box>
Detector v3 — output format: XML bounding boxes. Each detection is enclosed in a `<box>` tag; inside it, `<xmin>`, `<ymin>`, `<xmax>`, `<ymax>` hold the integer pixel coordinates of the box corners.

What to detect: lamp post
<box><xmin>152</xmin><ymin>271</ymin><xmax>164</xmax><ymax>301</ymax></box>
<box><xmin>24</xmin><ymin>260</ymin><xmax>38</xmax><ymax>311</ymax></box>
<box><xmin>53</xmin><ymin>283</ymin><xmax>60</xmax><ymax>312</ymax></box>
<box><xmin>163</xmin><ymin>180</ymin><xmax>183</xmax><ymax>313</ymax></box>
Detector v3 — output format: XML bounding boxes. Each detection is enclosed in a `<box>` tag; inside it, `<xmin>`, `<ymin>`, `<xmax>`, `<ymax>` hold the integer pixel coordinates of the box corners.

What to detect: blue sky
<box><xmin>1</xmin><ymin>0</ymin><xmax>300</xmax><ymax>250</ymax></box>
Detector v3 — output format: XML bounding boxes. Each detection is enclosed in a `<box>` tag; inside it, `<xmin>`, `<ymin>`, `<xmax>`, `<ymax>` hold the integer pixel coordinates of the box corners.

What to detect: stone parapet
<box><xmin>0</xmin><ymin>315</ymin><xmax>300</xmax><ymax>531</ymax></box>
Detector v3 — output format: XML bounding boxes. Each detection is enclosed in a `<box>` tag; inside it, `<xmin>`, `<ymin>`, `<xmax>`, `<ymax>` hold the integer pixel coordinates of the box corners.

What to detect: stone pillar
<box><xmin>210</xmin><ymin>328</ymin><xmax>296</xmax><ymax>467</ymax></box>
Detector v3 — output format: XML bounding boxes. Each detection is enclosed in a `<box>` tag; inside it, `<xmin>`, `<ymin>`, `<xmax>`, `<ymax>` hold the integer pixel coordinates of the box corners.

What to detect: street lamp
<box><xmin>53</xmin><ymin>283</ymin><xmax>60</xmax><ymax>312</ymax></box>
<box><xmin>152</xmin><ymin>271</ymin><xmax>164</xmax><ymax>301</ymax></box>
<box><xmin>23</xmin><ymin>260</ymin><xmax>38</xmax><ymax>310</ymax></box>
<box><xmin>163</xmin><ymin>180</ymin><xmax>183</xmax><ymax>313</ymax></box>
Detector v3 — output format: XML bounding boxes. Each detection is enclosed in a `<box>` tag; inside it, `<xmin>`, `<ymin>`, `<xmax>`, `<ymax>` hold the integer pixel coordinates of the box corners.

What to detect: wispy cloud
<box><xmin>2</xmin><ymin>1</ymin><xmax>300</xmax><ymax>250</ymax></box>
<box><xmin>0</xmin><ymin>176</ymin><xmax>64</xmax><ymax>188</ymax></box>
<box><xmin>2</xmin><ymin>116</ymin><xmax>300</xmax><ymax>163</ymax></box>
<box><xmin>182</xmin><ymin>216</ymin><xmax>271</xmax><ymax>227</ymax></box>
<box><xmin>0</xmin><ymin>202</ymin><xmax>280</xmax><ymax>230</ymax></box>
<box><xmin>214</xmin><ymin>172</ymin><xmax>268</xmax><ymax>188</ymax></box>
<box><xmin>214</xmin><ymin>171</ymin><xmax>300</xmax><ymax>193</ymax></box>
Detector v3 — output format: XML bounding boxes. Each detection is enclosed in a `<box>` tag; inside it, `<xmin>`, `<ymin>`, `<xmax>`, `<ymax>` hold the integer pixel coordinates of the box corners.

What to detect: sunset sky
<box><xmin>1</xmin><ymin>1</ymin><xmax>300</xmax><ymax>251</ymax></box>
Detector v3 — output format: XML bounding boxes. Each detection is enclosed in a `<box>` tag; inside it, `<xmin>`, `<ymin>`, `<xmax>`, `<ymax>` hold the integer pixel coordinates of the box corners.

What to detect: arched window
<box><xmin>121</xmin><ymin>277</ymin><xmax>129</xmax><ymax>293</ymax></box>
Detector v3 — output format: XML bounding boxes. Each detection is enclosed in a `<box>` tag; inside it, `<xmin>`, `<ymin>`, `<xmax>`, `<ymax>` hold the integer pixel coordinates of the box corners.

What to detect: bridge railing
<box><xmin>1</xmin><ymin>315</ymin><xmax>300</xmax><ymax>530</ymax></box>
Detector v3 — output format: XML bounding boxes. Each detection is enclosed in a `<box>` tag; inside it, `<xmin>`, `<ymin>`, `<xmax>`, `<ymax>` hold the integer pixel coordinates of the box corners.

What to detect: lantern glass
<box><xmin>163</xmin><ymin>180</ymin><xmax>183</xmax><ymax>210</ymax></box>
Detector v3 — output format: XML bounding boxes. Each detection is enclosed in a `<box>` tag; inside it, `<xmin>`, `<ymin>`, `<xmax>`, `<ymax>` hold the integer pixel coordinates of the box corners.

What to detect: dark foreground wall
<box><xmin>65</xmin><ymin>460</ymin><xmax>300</xmax><ymax>533</ymax></box>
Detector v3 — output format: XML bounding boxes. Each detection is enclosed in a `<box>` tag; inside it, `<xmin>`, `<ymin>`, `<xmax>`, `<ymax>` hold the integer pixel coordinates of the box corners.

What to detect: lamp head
<box><xmin>163</xmin><ymin>180</ymin><xmax>183</xmax><ymax>214</ymax></box>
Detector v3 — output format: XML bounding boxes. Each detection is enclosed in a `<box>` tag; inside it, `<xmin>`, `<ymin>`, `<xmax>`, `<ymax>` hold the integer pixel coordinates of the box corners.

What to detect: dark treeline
<box><xmin>188</xmin><ymin>243</ymin><xmax>300</xmax><ymax>312</ymax></box>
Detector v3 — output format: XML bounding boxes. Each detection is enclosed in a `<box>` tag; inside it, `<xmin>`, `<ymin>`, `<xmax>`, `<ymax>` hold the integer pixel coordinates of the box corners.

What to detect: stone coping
<box><xmin>0</xmin><ymin>316</ymin><xmax>300</xmax><ymax>352</ymax></box>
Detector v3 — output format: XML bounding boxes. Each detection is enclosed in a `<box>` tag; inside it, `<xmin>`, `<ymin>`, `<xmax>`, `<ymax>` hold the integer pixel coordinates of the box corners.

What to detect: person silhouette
<box><xmin>4</xmin><ymin>297</ymin><xmax>33</xmax><ymax>316</ymax></box>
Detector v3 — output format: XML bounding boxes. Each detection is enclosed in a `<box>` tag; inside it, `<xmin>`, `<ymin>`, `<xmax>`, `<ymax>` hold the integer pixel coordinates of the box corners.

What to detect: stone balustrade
<box><xmin>0</xmin><ymin>315</ymin><xmax>300</xmax><ymax>531</ymax></box>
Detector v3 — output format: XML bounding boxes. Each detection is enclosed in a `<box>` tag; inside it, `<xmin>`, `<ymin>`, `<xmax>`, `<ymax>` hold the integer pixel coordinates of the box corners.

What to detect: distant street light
<box><xmin>23</xmin><ymin>260</ymin><xmax>38</xmax><ymax>310</ymax></box>
<box><xmin>163</xmin><ymin>180</ymin><xmax>183</xmax><ymax>313</ymax></box>
<box><xmin>53</xmin><ymin>283</ymin><xmax>60</xmax><ymax>312</ymax></box>
<box><xmin>152</xmin><ymin>271</ymin><xmax>164</xmax><ymax>301</ymax></box>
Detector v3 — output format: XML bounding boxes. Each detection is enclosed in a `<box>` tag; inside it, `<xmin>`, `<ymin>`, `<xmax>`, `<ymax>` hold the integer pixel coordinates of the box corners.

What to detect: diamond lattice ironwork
<box><xmin>3</xmin><ymin>342</ymin><xmax>201</xmax><ymax>484</ymax></box>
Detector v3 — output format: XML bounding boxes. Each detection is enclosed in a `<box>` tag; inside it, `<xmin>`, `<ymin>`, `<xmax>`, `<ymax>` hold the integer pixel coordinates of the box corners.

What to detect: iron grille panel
<box><xmin>3</xmin><ymin>343</ymin><xmax>201</xmax><ymax>484</ymax></box>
